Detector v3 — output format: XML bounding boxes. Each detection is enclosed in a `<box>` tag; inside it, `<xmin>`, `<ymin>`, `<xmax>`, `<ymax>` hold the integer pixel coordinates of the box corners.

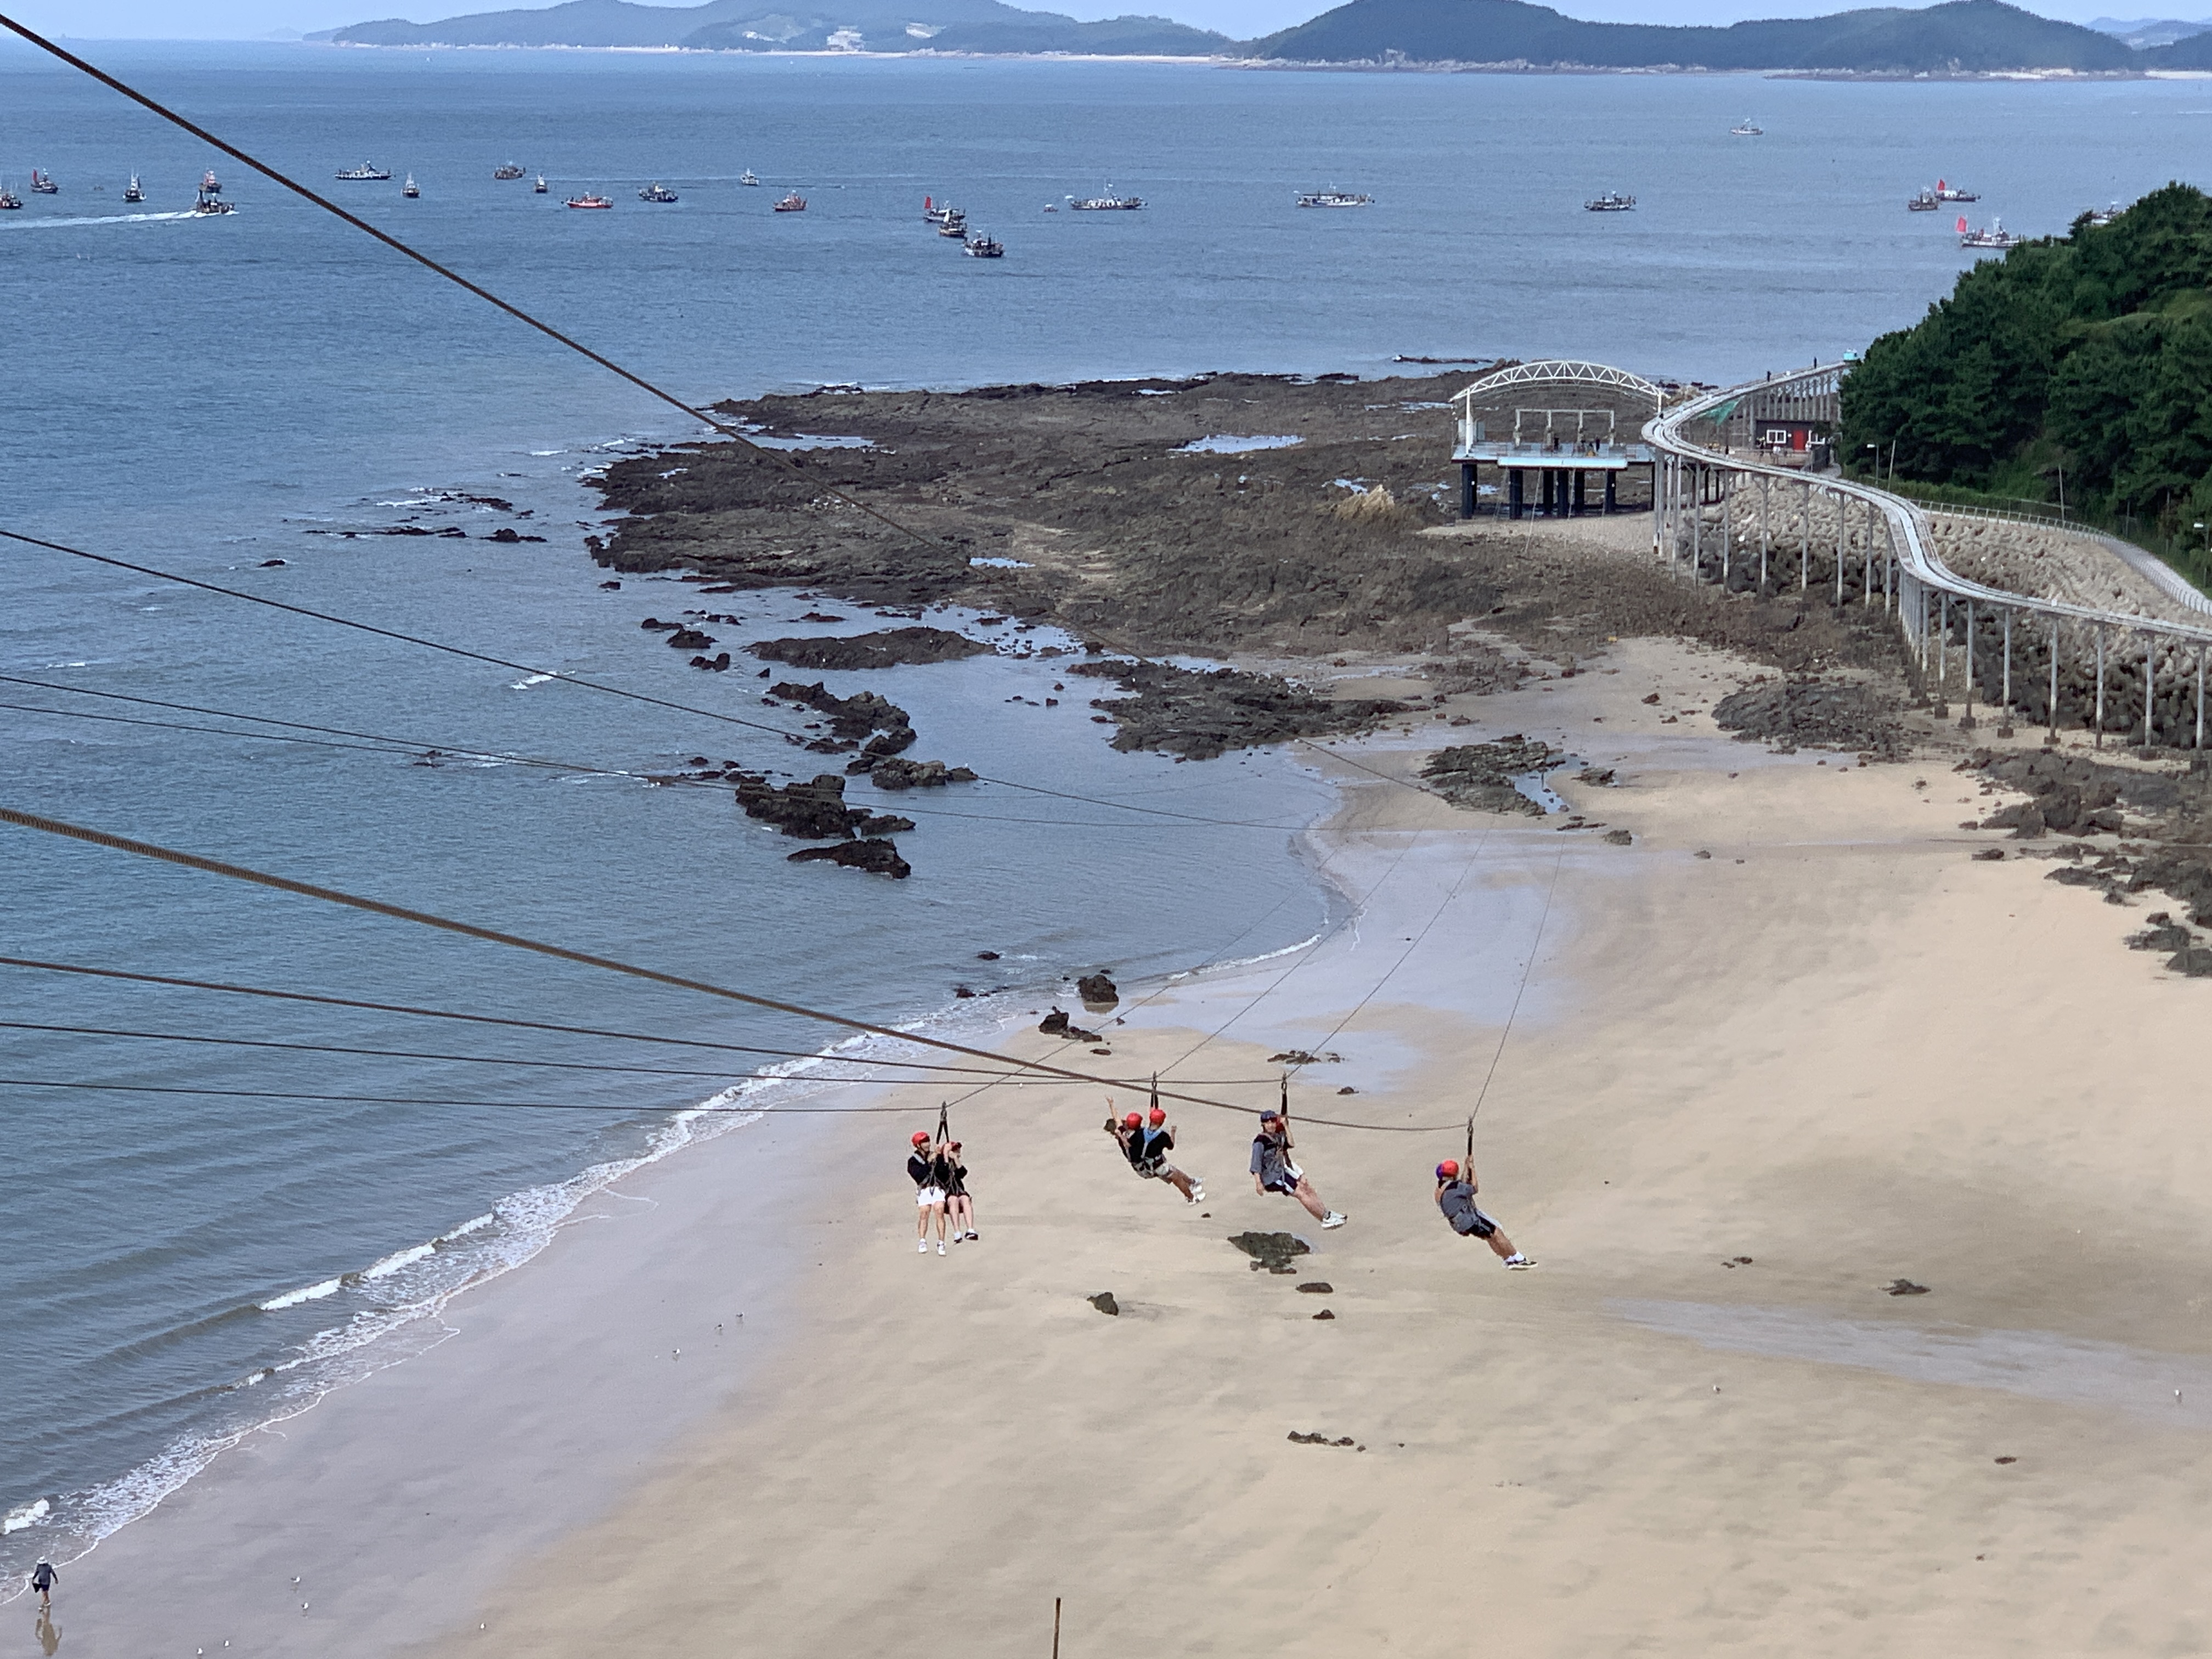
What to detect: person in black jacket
<box><xmin>910</xmin><ymin>1130</ymin><xmax>948</xmax><ymax>1256</ymax></box>
<box><xmin>30</xmin><ymin>1559</ymin><xmax>56</xmax><ymax>1611</ymax></box>
<box><xmin>940</xmin><ymin>1138</ymin><xmax>978</xmax><ymax>1242</ymax></box>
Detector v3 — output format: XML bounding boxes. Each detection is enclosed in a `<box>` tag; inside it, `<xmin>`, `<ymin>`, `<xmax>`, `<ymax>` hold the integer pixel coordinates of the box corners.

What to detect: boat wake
<box><xmin>0</xmin><ymin>210</ymin><xmax>204</xmax><ymax>230</ymax></box>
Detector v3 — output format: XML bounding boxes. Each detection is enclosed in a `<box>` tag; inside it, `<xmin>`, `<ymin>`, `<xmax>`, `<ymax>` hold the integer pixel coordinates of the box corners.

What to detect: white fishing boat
<box><xmin>193</xmin><ymin>179</ymin><xmax>234</xmax><ymax>215</ymax></box>
<box><xmin>402</xmin><ymin>173</ymin><xmax>420</xmax><ymax>198</ymax></box>
<box><xmin>1296</xmin><ymin>188</ymin><xmax>1372</xmax><ymax>208</ymax></box>
<box><xmin>774</xmin><ymin>193</ymin><xmax>807</xmax><ymax>212</ymax></box>
<box><xmin>1957</xmin><ymin>214</ymin><xmax>2022</xmax><ymax>249</ymax></box>
<box><xmin>335</xmin><ymin>163</ymin><xmax>391</xmax><ymax>181</ymax></box>
<box><xmin>964</xmin><ymin>234</ymin><xmax>1003</xmax><ymax>257</ymax></box>
<box><xmin>739</xmin><ymin>168</ymin><xmax>761</xmax><ymax>187</ymax></box>
<box><xmin>1067</xmin><ymin>190</ymin><xmax>1142</xmax><ymax>211</ymax></box>
<box><xmin>494</xmin><ymin>163</ymin><xmax>526</xmax><ymax>180</ymax></box>
<box><xmin>123</xmin><ymin>174</ymin><xmax>145</xmax><ymax>203</ymax></box>
<box><xmin>201</xmin><ymin>170</ymin><xmax>223</xmax><ymax>195</ymax></box>
<box><xmin>2085</xmin><ymin>201</ymin><xmax>2122</xmax><ymax>228</ymax></box>
<box><xmin>28</xmin><ymin>168</ymin><xmax>57</xmax><ymax>194</ymax></box>
<box><xmin>1584</xmin><ymin>190</ymin><xmax>1636</xmax><ymax>212</ymax></box>
<box><xmin>1907</xmin><ymin>189</ymin><xmax>1940</xmax><ymax>212</ymax></box>
<box><xmin>639</xmin><ymin>182</ymin><xmax>679</xmax><ymax>202</ymax></box>
<box><xmin>1934</xmin><ymin>178</ymin><xmax>1979</xmax><ymax>202</ymax></box>
<box><xmin>533</xmin><ymin>174</ymin><xmax>548</xmax><ymax>194</ymax></box>
<box><xmin>0</xmin><ymin>184</ymin><xmax>20</xmax><ymax>211</ymax></box>
<box><xmin>1729</xmin><ymin>118</ymin><xmax>1762</xmax><ymax>136</ymax></box>
<box><xmin>565</xmin><ymin>193</ymin><xmax>614</xmax><ymax>210</ymax></box>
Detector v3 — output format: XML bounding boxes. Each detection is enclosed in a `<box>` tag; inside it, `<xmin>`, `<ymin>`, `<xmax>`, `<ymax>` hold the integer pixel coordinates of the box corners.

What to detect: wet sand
<box><xmin>358</xmin><ymin>638</ymin><xmax>2212</xmax><ymax>1657</ymax></box>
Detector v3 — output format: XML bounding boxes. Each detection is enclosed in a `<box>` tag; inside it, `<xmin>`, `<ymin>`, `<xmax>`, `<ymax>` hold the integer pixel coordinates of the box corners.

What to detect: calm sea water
<box><xmin>3</xmin><ymin>41</ymin><xmax>2207</xmax><ymax>1577</ymax></box>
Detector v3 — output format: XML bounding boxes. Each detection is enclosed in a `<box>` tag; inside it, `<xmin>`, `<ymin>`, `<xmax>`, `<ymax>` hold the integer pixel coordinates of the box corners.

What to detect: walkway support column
<box><xmin>2096</xmin><ymin>628</ymin><xmax>2107</xmax><ymax>748</ymax></box>
<box><xmin>1509</xmin><ymin>470</ymin><xmax>1523</xmax><ymax>520</ymax></box>
<box><xmin>1801</xmin><ymin>480</ymin><xmax>1812</xmax><ymax>591</ymax></box>
<box><xmin>1459</xmin><ymin>462</ymin><xmax>1476</xmax><ymax>520</ymax></box>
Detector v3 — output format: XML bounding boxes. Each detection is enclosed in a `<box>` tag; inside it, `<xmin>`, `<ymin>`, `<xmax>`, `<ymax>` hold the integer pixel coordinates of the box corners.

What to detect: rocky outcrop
<box><xmin>1076</xmin><ymin>970</ymin><xmax>1119</xmax><ymax>1008</ymax></box>
<box><xmin>859</xmin><ymin>757</ymin><xmax>979</xmax><ymax>790</ymax></box>
<box><xmin>1712</xmin><ymin>677</ymin><xmax>1907</xmax><ymax>757</ymax></box>
<box><xmin>1072</xmin><ymin>659</ymin><xmax>1407</xmax><ymax>761</ymax></box>
<box><xmin>1419</xmin><ymin>737</ymin><xmax>1564</xmax><ymax>815</ymax></box>
<box><xmin>766</xmin><ymin>681</ymin><xmax>918</xmax><ymax>762</ymax></box>
<box><xmin>749</xmin><ymin>628</ymin><xmax>992</xmax><ymax>671</ymax></box>
<box><xmin>1038</xmin><ymin>1008</ymin><xmax>1101</xmax><ymax>1041</ymax></box>
<box><xmin>1973</xmin><ymin>749</ymin><xmax>2130</xmax><ymax>837</ymax></box>
<box><xmin>786</xmin><ymin>838</ymin><xmax>911</xmax><ymax>878</ymax></box>
<box><xmin>731</xmin><ymin>771</ymin><xmax>870</xmax><ymax>839</ymax></box>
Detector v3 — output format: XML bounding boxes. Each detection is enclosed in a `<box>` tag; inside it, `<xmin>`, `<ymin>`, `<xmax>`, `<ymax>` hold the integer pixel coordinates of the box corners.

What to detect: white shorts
<box><xmin>915</xmin><ymin>1186</ymin><xmax>946</xmax><ymax>1207</ymax></box>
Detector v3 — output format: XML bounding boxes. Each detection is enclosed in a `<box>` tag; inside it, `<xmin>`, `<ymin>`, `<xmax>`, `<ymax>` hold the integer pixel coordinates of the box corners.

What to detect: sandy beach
<box><xmin>46</xmin><ymin>622</ymin><xmax>2212</xmax><ymax>1656</ymax></box>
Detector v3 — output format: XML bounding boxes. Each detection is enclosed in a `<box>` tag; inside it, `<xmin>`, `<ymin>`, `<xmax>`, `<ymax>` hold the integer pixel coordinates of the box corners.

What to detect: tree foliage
<box><xmin>1843</xmin><ymin>184</ymin><xmax>2212</xmax><ymax>531</ymax></box>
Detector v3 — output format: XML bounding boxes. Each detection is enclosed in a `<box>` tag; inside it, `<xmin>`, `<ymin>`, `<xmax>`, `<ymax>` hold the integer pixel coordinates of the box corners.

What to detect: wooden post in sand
<box><xmin>1052</xmin><ymin>1597</ymin><xmax>1062</xmax><ymax>1659</ymax></box>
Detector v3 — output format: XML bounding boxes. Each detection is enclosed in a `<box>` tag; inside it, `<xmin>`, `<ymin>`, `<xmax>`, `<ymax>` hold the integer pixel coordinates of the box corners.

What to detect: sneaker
<box><xmin>936</xmin><ymin>1240</ymin><xmax>946</xmax><ymax>1255</ymax></box>
<box><xmin>1321</xmin><ymin>1211</ymin><xmax>1347</xmax><ymax>1229</ymax></box>
<box><xmin>966</xmin><ymin>1231</ymin><xmax>979</xmax><ymax>1241</ymax></box>
<box><xmin>1503</xmin><ymin>1255</ymin><xmax>1536</xmax><ymax>1270</ymax></box>
<box><xmin>1190</xmin><ymin>1183</ymin><xmax>1205</xmax><ymax>1203</ymax></box>
<box><xmin>917</xmin><ymin>1239</ymin><xmax>928</xmax><ymax>1254</ymax></box>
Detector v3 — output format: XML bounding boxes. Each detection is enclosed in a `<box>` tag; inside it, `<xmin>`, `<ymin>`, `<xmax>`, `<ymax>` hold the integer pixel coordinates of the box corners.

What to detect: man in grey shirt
<box><xmin>1249</xmin><ymin>1110</ymin><xmax>1345</xmax><ymax>1229</ymax></box>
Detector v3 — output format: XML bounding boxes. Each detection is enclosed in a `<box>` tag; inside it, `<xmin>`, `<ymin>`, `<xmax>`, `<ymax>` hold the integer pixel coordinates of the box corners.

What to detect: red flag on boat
<box><xmin>1956</xmin><ymin>215</ymin><xmax>1968</xmax><ymax>233</ymax></box>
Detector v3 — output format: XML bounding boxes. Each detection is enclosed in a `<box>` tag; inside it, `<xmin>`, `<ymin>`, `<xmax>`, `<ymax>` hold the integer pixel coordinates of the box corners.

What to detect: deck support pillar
<box><xmin>1459</xmin><ymin>462</ymin><xmax>1476</xmax><ymax>520</ymax></box>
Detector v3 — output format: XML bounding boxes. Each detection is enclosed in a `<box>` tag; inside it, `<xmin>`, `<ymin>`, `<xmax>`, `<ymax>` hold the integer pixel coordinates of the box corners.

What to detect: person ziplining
<box><xmin>1433</xmin><ymin>1154</ymin><xmax>1534</xmax><ymax>1269</ymax></box>
<box><xmin>1104</xmin><ymin>1080</ymin><xmax>1204</xmax><ymax>1204</ymax></box>
<box><xmin>1250</xmin><ymin>1090</ymin><xmax>1346</xmax><ymax>1229</ymax></box>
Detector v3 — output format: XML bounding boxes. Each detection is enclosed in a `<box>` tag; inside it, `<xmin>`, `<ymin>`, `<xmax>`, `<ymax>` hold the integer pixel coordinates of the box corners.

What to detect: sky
<box><xmin>5</xmin><ymin>0</ymin><xmax>2194</xmax><ymax>47</ymax></box>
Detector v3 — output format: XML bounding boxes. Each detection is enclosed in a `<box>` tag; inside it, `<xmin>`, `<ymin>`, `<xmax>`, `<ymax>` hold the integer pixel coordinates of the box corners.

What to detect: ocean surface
<box><xmin>3</xmin><ymin>40</ymin><xmax>2208</xmax><ymax>1581</ymax></box>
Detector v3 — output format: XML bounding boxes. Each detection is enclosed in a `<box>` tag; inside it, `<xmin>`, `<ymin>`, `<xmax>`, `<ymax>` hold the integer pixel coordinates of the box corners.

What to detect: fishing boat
<box><xmin>1907</xmin><ymin>189</ymin><xmax>1940</xmax><ymax>211</ymax></box>
<box><xmin>1584</xmin><ymin>190</ymin><xmax>1635</xmax><ymax>212</ymax></box>
<box><xmin>2085</xmin><ymin>201</ymin><xmax>2122</xmax><ymax>228</ymax></box>
<box><xmin>922</xmin><ymin>195</ymin><xmax>962</xmax><ymax>225</ymax></box>
<box><xmin>963</xmin><ymin>234</ymin><xmax>1003</xmax><ymax>258</ymax></box>
<box><xmin>1296</xmin><ymin>188</ymin><xmax>1372</xmax><ymax>208</ymax></box>
<box><xmin>0</xmin><ymin>185</ymin><xmax>19</xmax><ymax>211</ymax></box>
<box><xmin>1934</xmin><ymin>178</ymin><xmax>1978</xmax><ymax>202</ymax></box>
<box><xmin>639</xmin><ymin>182</ymin><xmax>679</xmax><ymax>202</ymax></box>
<box><xmin>192</xmin><ymin>180</ymin><xmax>234</xmax><ymax>215</ymax></box>
<box><xmin>774</xmin><ymin>192</ymin><xmax>806</xmax><ymax>212</ymax></box>
<box><xmin>565</xmin><ymin>193</ymin><xmax>614</xmax><ymax>210</ymax></box>
<box><xmin>28</xmin><ymin>168</ymin><xmax>57</xmax><ymax>194</ymax></box>
<box><xmin>1729</xmin><ymin>118</ymin><xmax>1762</xmax><ymax>136</ymax></box>
<box><xmin>1042</xmin><ymin>202</ymin><xmax>1057</xmax><ymax>212</ymax></box>
<box><xmin>534</xmin><ymin>174</ymin><xmax>548</xmax><ymax>193</ymax></box>
<box><xmin>123</xmin><ymin>174</ymin><xmax>144</xmax><ymax>203</ymax></box>
<box><xmin>1957</xmin><ymin>215</ymin><xmax>2022</xmax><ymax>250</ymax></box>
<box><xmin>335</xmin><ymin>163</ymin><xmax>391</xmax><ymax>181</ymax></box>
<box><xmin>494</xmin><ymin>163</ymin><xmax>526</xmax><ymax>180</ymax></box>
<box><xmin>1068</xmin><ymin>190</ymin><xmax>1142</xmax><ymax>211</ymax></box>
<box><xmin>402</xmin><ymin>174</ymin><xmax>420</xmax><ymax>198</ymax></box>
<box><xmin>739</xmin><ymin>168</ymin><xmax>761</xmax><ymax>187</ymax></box>
<box><xmin>201</xmin><ymin>170</ymin><xmax>222</xmax><ymax>195</ymax></box>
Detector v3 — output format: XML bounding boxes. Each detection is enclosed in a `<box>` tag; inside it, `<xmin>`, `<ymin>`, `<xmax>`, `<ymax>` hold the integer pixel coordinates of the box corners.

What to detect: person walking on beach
<box><xmin>910</xmin><ymin>1130</ymin><xmax>948</xmax><ymax>1255</ymax></box>
<box><xmin>1434</xmin><ymin>1159</ymin><xmax>1533</xmax><ymax>1268</ymax></box>
<box><xmin>1251</xmin><ymin>1108</ymin><xmax>1345</xmax><ymax>1229</ymax></box>
<box><xmin>941</xmin><ymin>1138</ymin><xmax>978</xmax><ymax>1243</ymax></box>
<box><xmin>30</xmin><ymin>1559</ymin><xmax>55</xmax><ymax>1611</ymax></box>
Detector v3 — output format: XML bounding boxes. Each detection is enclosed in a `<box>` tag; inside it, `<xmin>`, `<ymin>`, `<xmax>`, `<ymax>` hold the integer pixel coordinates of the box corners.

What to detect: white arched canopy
<box><xmin>1451</xmin><ymin>359</ymin><xmax>1664</xmax><ymax>415</ymax></box>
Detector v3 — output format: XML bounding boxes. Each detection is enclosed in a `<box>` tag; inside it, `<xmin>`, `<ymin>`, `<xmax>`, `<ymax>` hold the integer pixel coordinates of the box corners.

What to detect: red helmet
<box><xmin>1436</xmin><ymin>1159</ymin><xmax>1460</xmax><ymax>1180</ymax></box>
<box><xmin>1147</xmin><ymin>1107</ymin><xmax>1166</xmax><ymax>1125</ymax></box>
<box><xmin>1123</xmin><ymin>1112</ymin><xmax>1143</xmax><ymax>1128</ymax></box>
<box><xmin>912</xmin><ymin>1131</ymin><xmax>931</xmax><ymax>1146</ymax></box>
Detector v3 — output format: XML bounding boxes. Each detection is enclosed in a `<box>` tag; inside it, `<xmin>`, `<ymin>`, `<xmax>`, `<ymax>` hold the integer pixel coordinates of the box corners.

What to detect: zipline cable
<box><xmin>0</xmin><ymin>807</ymin><xmax>1465</xmax><ymax>1131</ymax></box>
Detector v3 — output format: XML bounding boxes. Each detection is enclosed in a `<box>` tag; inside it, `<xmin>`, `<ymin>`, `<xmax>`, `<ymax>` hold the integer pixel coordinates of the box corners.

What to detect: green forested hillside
<box><xmin>1841</xmin><ymin>184</ymin><xmax>2212</xmax><ymax>535</ymax></box>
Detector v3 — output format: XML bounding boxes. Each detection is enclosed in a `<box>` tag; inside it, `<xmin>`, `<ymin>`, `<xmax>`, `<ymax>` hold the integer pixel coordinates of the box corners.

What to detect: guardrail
<box><xmin>1642</xmin><ymin>366</ymin><xmax>2212</xmax><ymax>748</ymax></box>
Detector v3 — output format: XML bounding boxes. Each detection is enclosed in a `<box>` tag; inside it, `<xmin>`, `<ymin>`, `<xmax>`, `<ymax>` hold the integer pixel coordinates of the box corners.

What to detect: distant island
<box><xmin>318</xmin><ymin>0</ymin><xmax>2212</xmax><ymax>70</ymax></box>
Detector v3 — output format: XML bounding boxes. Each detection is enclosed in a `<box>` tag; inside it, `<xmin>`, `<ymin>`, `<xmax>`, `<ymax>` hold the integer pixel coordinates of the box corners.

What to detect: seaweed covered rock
<box><xmin>859</xmin><ymin>757</ymin><xmax>979</xmax><ymax>790</ymax></box>
<box><xmin>749</xmin><ymin>628</ymin><xmax>992</xmax><ymax>670</ymax></box>
<box><xmin>1712</xmin><ymin>677</ymin><xmax>1906</xmax><ymax>757</ymax></box>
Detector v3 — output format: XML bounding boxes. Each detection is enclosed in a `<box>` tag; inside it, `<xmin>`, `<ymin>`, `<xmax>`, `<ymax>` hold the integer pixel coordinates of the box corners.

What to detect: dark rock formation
<box><xmin>786</xmin><ymin>837</ymin><xmax>911</xmax><ymax>878</ymax></box>
<box><xmin>1076</xmin><ymin>970</ymin><xmax>1119</xmax><ymax>1008</ymax></box>
<box><xmin>769</xmin><ymin>681</ymin><xmax>913</xmax><ymax>743</ymax></box>
<box><xmin>1088</xmin><ymin>1292</ymin><xmax>1120</xmax><ymax>1316</ymax></box>
<box><xmin>732</xmin><ymin>771</ymin><xmax>868</xmax><ymax>839</ymax></box>
<box><xmin>855</xmin><ymin>813</ymin><xmax>916</xmax><ymax>836</ymax></box>
<box><xmin>1712</xmin><ymin>677</ymin><xmax>1907</xmax><ymax>757</ymax></box>
<box><xmin>1420</xmin><ymin>737</ymin><xmax>1564</xmax><ymax>815</ymax></box>
<box><xmin>1072</xmin><ymin>658</ymin><xmax>1407</xmax><ymax>761</ymax></box>
<box><xmin>1973</xmin><ymin>750</ymin><xmax>2133</xmax><ymax>837</ymax></box>
<box><xmin>860</xmin><ymin>757</ymin><xmax>979</xmax><ymax>790</ymax></box>
<box><xmin>667</xmin><ymin>627</ymin><xmax>715</xmax><ymax>651</ymax></box>
<box><xmin>1228</xmin><ymin>1232</ymin><xmax>1311</xmax><ymax>1272</ymax></box>
<box><xmin>748</xmin><ymin>628</ymin><xmax>992</xmax><ymax>671</ymax></box>
<box><xmin>1038</xmin><ymin>1008</ymin><xmax>1101</xmax><ymax>1041</ymax></box>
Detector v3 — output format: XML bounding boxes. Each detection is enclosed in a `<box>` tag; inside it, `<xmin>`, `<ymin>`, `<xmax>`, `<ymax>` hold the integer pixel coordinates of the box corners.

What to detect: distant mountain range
<box><xmin>314</xmin><ymin>0</ymin><xmax>2212</xmax><ymax>69</ymax></box>
<box><xmin>313</xmin><ymin>0</ymin><xmax>1231</xmax><ymax>53</ymax></box>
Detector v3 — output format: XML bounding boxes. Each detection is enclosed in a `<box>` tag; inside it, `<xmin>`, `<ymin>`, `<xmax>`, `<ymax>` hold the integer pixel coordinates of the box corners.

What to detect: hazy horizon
<box><xmin>3</xmin><ymin>0</ymin><xmax>2192</xmax><ymax>48</ymax></box>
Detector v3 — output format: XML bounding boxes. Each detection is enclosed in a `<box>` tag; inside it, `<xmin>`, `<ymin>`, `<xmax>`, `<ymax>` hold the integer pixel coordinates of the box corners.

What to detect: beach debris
<box><xmin>1090</xmin><ymin>1047</ymin><xmax>1113</xmax><ymax>1055</ymax></box>
<box><xmin>1712</xmin><ymin>677</ymin><xmax>1908</xmax><ymax>758</ymax></box>
<box><xmin>1884</xmin><ymin>1278</ymin><xmax>1931</xmax><ymax>1296</ymax></box>
<box><xmin>1694</xmin><ymin>849</ymin><xmax>1713</xmax><ymax>859</ymax></box>
<box><xmin>1419</xmin><ymin>737</ymin><xmax>1565</xmax><ymax>815</ymax></box>
<box><xmin>1087</xmin><ymin>1292</ymin><xmax>1120</xmax><ymax>1316</ymax></box>
<box><xmin>1604</xmin><ymin>828</ymin><xmax>1634</xmax><ymax>845</ymax></box>
<box><xmin>1577</xmin><ymin>766</ymin><xmax>1616</xmax><ymax>785</ymax></box>
<box><xmin>1337</xmin><ymin>1085</ymin><xmax>1357</xmax><ymax>1094</ymax></box>
<box><xmin>1288</xmin><ymin>1431</ymin><xmax>1355</xmax><ymax>1445</ymax></box>
<box><xmin>1995</xmin><ymin>1455</ymin><xmax>2018</xmax><ymax>1465</ymax></box>
<box><xmin>1076</xmin><ymin>970</ymin><xmax>1119</xmax><ymax>1008</ymax></box>
<box><xmin>1641</xmin><ymin>692</ymin><xmax>1661</xmax><ymax>704</ymax></box>
<box><xmin>1268</xmin><ymin>1049</ymin><xmax>1341</xmax><ymax>1065</ymax></box>
<box><xmin>1296</xmin><ymin>1282</ymin><xmax>1333</xmax><ymax>1294</ymax></box>
<box><xmin>786</xmin><ymin>838</ymin><xmax>911</xmax><ymax>878</ymax></box>
<box><xmin>1312</xmin><ymin>1308</ymin><xmax>1336</xmax><ymax>1320</ymax></box>
<box><xmin>747</xmin><ymin>627</ymin><xmax>992</xmax><ymax>671</ymax></box>
<box><xmin>1071</xmin><ymin>658</ymin><xmax>1409</xmax><ymax>760</ymax></box>
<box><xmin>1229</xmin><ymin>1231</ymin><xmax>1311</xmax><ymax>1272</ymax></box>
<box><xmin>1038</xmin><ymin>1008</ymin><xmax>1101</xmax><ymax>1040</ymax></box>
<box><xmin>1972</xmin><ymin>847</ymin><xmax>2006</xmax><ymax>860</ymax></box>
